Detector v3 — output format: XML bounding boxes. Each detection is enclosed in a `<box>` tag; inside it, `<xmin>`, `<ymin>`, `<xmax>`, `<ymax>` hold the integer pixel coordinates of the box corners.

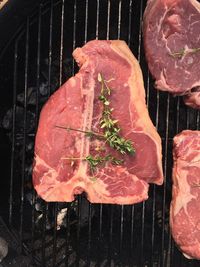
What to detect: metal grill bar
<box><xmin>99</xmin><ymin>204</ymin><xmax>103</xmax><ymax>238</ymax></box>
<box><xmin>137</xmin><ymin>1</ymin><xmax>146</xmax><ymax>266</ymax></box>
<box><xmin>31</xmin><ymin>5</ymin><xmax>42</xmax><ymax>261</ymax></box>
<box><xmin>76</xmin><ymin>196</ymin><xmax>81</xmax><ymax>267</ymax></box>
<box><xmin>161</xmin><ymin>93</ymin><xmax>170</xmax><ymax>266</ymax></box>
<box><xmin>127</xmin><ymin>0</ymin><xmax>132</xmax><ymax>46</ymax></box>
<box><xmin>137</xmin><ymin>0</ymin><xmax>143</xmax><ymax>61</ymax></box>
<box><xmin>59</xmin><ymin>0</ymin><xmax>65</xmax><ymax>87</ymax></box>
<box><xmin>119</xmin><ymin>205</ymin><xmax>124</xmax><ymax>256</ymax></box>
<box><xmin>197</xmin><ymin>111</ymin><xmax>200</xmax><ymax>130</ymax></box>
<box><xmin>42</xmin><ymin>204</ymin><xmax>48</xmax><ymax>266</ymax></box>
<box><xmin>108</xmin><ymin>206</ymin><xmax>114</xmax><ymax>267</ymax></box>
<box><xmin>176</xmin><ymin>97</ymin><xmax>180</xmax><ymax>133</ymax></box>
<box><xmin>87</xmin><ymin>203</ymin><xmax>92</xmax><ymax>266</ymax></box>
<box><xmin>65</xmin><ymin>208</ymin><xmax>70</xmax><ymax>267</ymax></box>
<box><xmin>117</xmin><ymin>0</ymin><xmax>122</xmax><ymax>39</ymax></box>
<box><xmin>106</xmin><ymin>0</ymin><xmax>111</xmax><ymax>40</ymax></box>
<box><xmin>9</xmin><ymin>42</ymin><xmax>18</xmax><ymax>226</ymax></box>
<box><xmin>96</xmin><ymin>0</ymin><xmax>100</xmax><ymax>39</ymax></box>
<box><xmin>48</xmin><ymin>0</ymin><xmax>53</xmax><ymax>97</ymax></box>
<box><xmin>84</xmin><ymin>0</ymin><xmax>88</xmax><ymax>44</ymax></box>
<box><xmin>19</xmin><ymin>17</ymin><xmax>30</xmax><ymax>252</ymax></box>
<box><xmin>72</xmin><ymin>0</ymin><xmax>77</xmax><ymax>74</ymax></box>
<box><xmin>52</xmin><ymin>203</ymin><xmax>58</xmax><ymax>266</ymax></box>
<box><xmin>151</xmin><ymin>90</ymin><xmax>160</xmax><ymax>266</ymax></box>
<box><xmin>130</xmin><ymin>205</ymin><xmax>135</xmax><ymax>260</ymax></box>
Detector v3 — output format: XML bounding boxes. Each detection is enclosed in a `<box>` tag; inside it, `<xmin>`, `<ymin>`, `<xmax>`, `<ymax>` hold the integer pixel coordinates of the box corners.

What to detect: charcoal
<box><xmin>15</xmin><ymin>136</ymin><xmax>34</xmax><ymax>149</ymax></box>
<box><xmin>39</xmin><ymin>82</ymin><xmax>49</xmax><ymax>96</ymax></box>
<box><xmin>0</xmin><ymin>237</ymin><xmax>8</xmax><ymax>262</ymax></box>
<box><xmin>57</xmin><ymin>208</ymin><xmax>68</xmax><ymax>230</ymax></box>
<box><xmin>2</xmin><ymin>109</ymin><xmax>12</xmax><ymax>129</ymax></box>
<box><xmin>26</xmin><ymin>140</ymin><xmax>34</xmax><ymax>151</ymax></box>
<box><xmin>2</xmin><ymin>106</ymin><xmax>35</xmax><ymax>134</ymax></box>
<box><xmin>17</xmin><ymin>87</ymin><xmax>37</xmax><ymax>105</ymax></box>
<box><xmin>79</xmin><ymin>198</ymin><xmax>95</xmax><ymax>227</ymax></box>
<box><xmin>34</xmin><ymin>199</ymin><xmax>44</xmax><ymax>213</ymax></box>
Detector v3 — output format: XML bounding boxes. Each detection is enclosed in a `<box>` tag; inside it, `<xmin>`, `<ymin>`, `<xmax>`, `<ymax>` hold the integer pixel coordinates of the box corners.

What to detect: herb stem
<box><xmin>98</xmin><ymin>73</ymin><xmax>135</xmax><ymax>155</ymax></box>
<box><xmin>62</xmin><ymin>154</ymin><xmax>124</xmax><ymax>172</ymax></box>
<box><xmin>55</xmin><ymin>125</ymin><xmax>103</xmax><ymax>138</ymax></box>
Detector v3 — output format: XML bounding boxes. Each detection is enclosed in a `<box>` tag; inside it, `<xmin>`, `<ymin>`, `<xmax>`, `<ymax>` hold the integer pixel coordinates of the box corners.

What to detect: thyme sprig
<box><xmin>57</xmin><ymin>73</ymin><xmax>135</xmax><ymax>174</ymax></box>
<box><xmin>62</xmin><ymin>154</ymin><xmax>124</xmax><ymax>173</ymax></box>
<box><xmin>98</xmin><ymin>73</ymin><xmax>135</xmax><ymax>155</ymax></box>
<box><xmin>55</xmin><ymin>125</ymin><xmax>103</xmax><ymax>138</ymax></box>
<box><xmin>169</xmin><ymin>47</ymin><xmax>200</xmax><ymax>59</ymax></box>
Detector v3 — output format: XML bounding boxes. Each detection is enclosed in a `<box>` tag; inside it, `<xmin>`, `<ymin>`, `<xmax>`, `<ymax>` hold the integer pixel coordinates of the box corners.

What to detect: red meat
<box><xmin>33</xmin><ymin>40</ymin><xmax>163</xmax><ymax>204</ymax></box>
<box><xmin>143</xmin><ymin>0</ymin><xmax>200</xmax><ymax>109</ymax></box>
<box><xmin>170</xmin><ymin>130</ymin><xmax>200</xmax><ymax>259</ymax></box>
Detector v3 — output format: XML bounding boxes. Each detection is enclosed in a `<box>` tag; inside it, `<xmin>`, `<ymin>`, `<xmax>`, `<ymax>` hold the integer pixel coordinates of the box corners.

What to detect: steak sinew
<box><xmin>143</xmin><ymin>0</ymin><xmax>200</xmax><ymax>109</ymax></box>
<box><xmin>170</xmin><ymin>130</ymin><xmax>200</xmax><ymax>259</ymax></box>
<box><xmin>33</xmin><ymin>40</ymin><xmax>163</xmax><ymax>204</ymax></box>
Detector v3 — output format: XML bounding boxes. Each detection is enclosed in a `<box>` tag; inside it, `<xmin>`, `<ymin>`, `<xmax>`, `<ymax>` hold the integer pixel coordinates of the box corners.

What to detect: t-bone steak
<box><xmin>170</xmin><ymin>130</ymin><xmax>200</xmax><ymax>259</ymax></box>
<box><xmin>143</xmin><ymin>0</ymin><xmax>200</xmax><ymax>109</ymax></box>
<box><xmin>33</xmin><ymin>40</ymin><xmax>163</xmax><ymax>204</ymax></box>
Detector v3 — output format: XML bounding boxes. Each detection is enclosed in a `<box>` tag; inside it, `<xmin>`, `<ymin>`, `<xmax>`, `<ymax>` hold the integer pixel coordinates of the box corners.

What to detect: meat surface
<box><xmin>33</xmin><ymin>40</ymin><xmax>163</xmax><ymax>204</ymax></box>
<box><xmin>143</xmin><ymin>0</ymin><xmax>200</xmax><ymax>109</ymax></box>
<box><xmin>170</xmin><ymin>130</ymin><xmax>200</xmax><ymax>259</ymax></box>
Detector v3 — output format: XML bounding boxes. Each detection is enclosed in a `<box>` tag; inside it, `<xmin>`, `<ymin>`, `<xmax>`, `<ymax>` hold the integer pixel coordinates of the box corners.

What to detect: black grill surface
<box><xmin>0</xmin><ymin>0</ymin><xmax>200</xmax><ymax>266</ymax></box>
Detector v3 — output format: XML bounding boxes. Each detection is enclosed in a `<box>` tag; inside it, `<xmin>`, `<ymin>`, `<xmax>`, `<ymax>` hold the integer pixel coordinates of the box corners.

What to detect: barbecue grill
<box><xmin>0</xmin><ymin>0</ymin><xmax>200</xmax><ymax>266</ymax></box>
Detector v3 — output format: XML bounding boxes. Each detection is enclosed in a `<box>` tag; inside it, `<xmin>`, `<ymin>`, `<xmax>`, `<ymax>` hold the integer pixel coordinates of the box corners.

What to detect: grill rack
<box><xmin>0</xmin><ymin>0</ymin><xmax>200</xmax><ymax>266</ymax></box>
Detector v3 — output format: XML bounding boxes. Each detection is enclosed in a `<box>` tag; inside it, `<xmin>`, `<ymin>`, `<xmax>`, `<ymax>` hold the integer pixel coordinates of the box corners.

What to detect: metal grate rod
<box><xmin>197</xmin><ymin>111</ymin><xmax>200</xmax><ymax>130</ymax></box>
<box><xmin>130</xmin><ymin>205</ymin><xmax>135</xmax><ymax>262</ymax></box>
<box><xmin>108</xmin><ymin>206</ymin><xmax>114</xmax><ymax>267</ymax></box>
<box><xmin>59</xmin><ymin>0</ymin><xmax>65</xmax><ymax>87</ymax></box>
<box><xmin>72</xmin><ymin>0</ymin><xmax>77</xmax><ymax>75</ymax></box>
<box><xmin>151</xmin><ymin>90</ymin><xmax>160</xmax><ymax>265</ymax></box>
<box><xmin>117</xmin><ymin>0</ymin><xmax>122</xmax><ymax>40</ymax></box>
<box><xmin>96</xmin><ymin>0</ymin><xmax>100</xmax><ymax>39</ymax></box>
<box><xmin>19</xmin><ymin>17</ymin><xmax>30</xmax><ymax>252</ymax></box>
<box><xmin>127</xmin><ymin>0</ymin><xmax>132</xmax><ymax>47</ymax></box>
<box><xmin>52</xmin><ymin>203</ymin><xmax>58</xmax><ymax>266</ymax></box>
<box><xmin>65</xmin><ymin>207</ymin><xmax>70</xmax><ymax>267</ymax></box>
<box><xmin>161</xmin><ymin>93</ymin><xmax>170</xmax><ymax>266</ymax></box>
<box><xmin>137</xmin><ymin>1</ymin><xmax>146</xmax><ymax>266</ymax></box>
<box><xmin>76</xmin><ymin>196</ymin><xmax>81</xmax><ymax>267</ymax></box>
<box><xmin>106</xmin><ymin>0</ymin><xmax>111</xmax><ymax>40</ymax></box>
<box><xmin>47</xmin><ymin>0</ymin><xmax>53</xmax><ymax>97</ymax></box>
<box><xmin>84</xmin><ymin>0</ymin><xmax>89</xmax><ymax>44</ymax></box>
<box><xmin>119</xmin><ymin>205</ymin><xmax>124</xmax><ymax>255</ymax></box>
<box><xmin>42</xmin><ymin>203</ymin><xmax>48</xmax><ymax>266</ymax></box>
<box><xmin>87</xmin><ymin>203</ymin><xmax>92</xmax><ymax>266</ymax></box>
<box><xmin>31</xmin><ymin>5</ymin><xmax>42</xmax><ymax>260</ymax></box>
<box><xmin>137</xmin><ymin>0</ymin><xmax>144</xmax><ymax>61</ymax></box>
<box><xmin>9</xmin><ymin>41</ymin><xmax>18</xmax><ymax>226</ymax></box>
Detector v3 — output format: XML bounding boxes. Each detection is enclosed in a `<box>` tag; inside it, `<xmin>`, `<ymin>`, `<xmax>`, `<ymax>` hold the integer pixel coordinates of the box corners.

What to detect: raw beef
<box><xmin>170</xmin><ymin>130</ymin><xmax>200</xmax><ymax>259</ymax></box>
<box><xmin>143</xmin><ymin>0</ymin><xmax>200</xmax><ymax>109</ymax></box>
<box><xmin>33</xmin><ymin>40</ymin><xmax>163</xmax><ymax>204</ymax></box>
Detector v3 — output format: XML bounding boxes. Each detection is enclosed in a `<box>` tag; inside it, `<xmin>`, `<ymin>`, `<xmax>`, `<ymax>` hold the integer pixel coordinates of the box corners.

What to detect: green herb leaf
<box><xmin>98</xmin><ymin>73</ymin><xmax>135</xmax><ymax>155</ymax></box>
<box><xmin>62</xmin><ymin>154</ymin><xmax>124</xmax><ymax>173</ymax></box>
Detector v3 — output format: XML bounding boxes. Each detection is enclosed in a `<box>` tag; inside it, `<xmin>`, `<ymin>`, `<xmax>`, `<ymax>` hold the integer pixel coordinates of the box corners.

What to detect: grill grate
<box><xmin>0</xmin><ymin>0</ymin><xmax>200</xmax><ymax>266</ymax></box>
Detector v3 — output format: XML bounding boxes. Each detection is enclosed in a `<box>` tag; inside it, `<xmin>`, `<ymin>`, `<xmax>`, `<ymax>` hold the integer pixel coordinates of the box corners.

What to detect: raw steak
<box><xmin>170</xmin><ymin>130</ymin><xmax>200</xmax><ymax>259</ymax></box>
<box><xmin>33</xmin><ymin>40</ymin><xmax>163</xmax><ymax>204</ymax></box>
<box><xmin>143</xmin><ymin>0</ymin><xmax>200</xmax><ymax>109</ymax></box>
